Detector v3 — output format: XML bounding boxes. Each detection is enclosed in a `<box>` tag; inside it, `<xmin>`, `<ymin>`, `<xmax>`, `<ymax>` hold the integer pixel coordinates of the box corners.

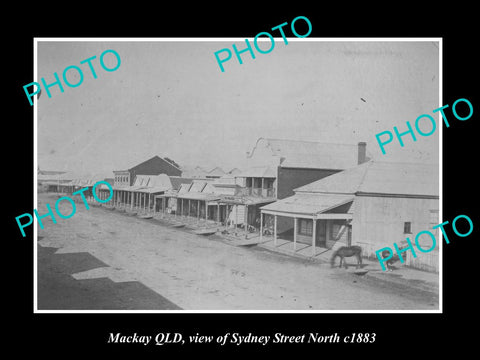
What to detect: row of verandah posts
<box><xmin>112</xmin><ymin>190</ymin><xmax>146</xmax><ymax>212</ymax></box>
<box><xmin>151</xmin><ymin>198</ymin><xmax>253</xmax><ymax>235</ymax></box>
<box><xmin>167</xmin><ymin>198</ymin><xmax>208</xmax><ymax>222</ymax></box>
<box><xmin>259</xmin><ymin>212</ymin><xmax>319</xmax><ymax>257</ymax></box>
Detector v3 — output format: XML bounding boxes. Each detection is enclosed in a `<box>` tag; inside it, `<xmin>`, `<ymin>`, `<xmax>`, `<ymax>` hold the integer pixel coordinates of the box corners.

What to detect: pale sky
<box><xmin>36</xmin><ymin>39</ymin><xmax>439</xmax><ymax>176</ymax></box>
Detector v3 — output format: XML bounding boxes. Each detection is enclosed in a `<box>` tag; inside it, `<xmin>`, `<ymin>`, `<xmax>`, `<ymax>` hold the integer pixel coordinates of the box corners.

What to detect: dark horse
<box><xmin>330</xmin><ymin>246</ymin><xmax>363</xmax><ymax>269</ymax></box>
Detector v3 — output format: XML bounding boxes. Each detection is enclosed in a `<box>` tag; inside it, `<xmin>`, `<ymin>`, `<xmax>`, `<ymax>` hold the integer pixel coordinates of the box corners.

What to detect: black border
<box><xmin>7</xmin><ymin>6</ymin><xmax>478</xmax><ymax>355</ymax></box>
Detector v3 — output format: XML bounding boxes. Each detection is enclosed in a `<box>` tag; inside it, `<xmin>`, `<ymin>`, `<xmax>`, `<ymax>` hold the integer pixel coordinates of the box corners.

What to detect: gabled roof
<box><xmin>114</xmin><ymin>155</ymin><xmax>182</xmax><ymax>173</ymax></box>
<box><xmin>176</xmin><ymin>179</ymin><xmax>219</xmax><ymax>201</ymax></box>
<box><xmin>189</xmin><ymin>180</ymin><xmax>208</xmax><ymax>192</ymax></box>
<box><xmin>169</xmin><ymin>176</ymin><xmax>194</xmax><ymax>191</ymax></box>
<box><xmin>295</xmin><ymin>160</ymin><xmax>439</xmax><ymax>198</ymax></box>
<box><xmin>202</xmin><ymin>182</ymin><xmax>216</xmax><ymax>193</ymax></box>
<box><xmin>136</xmin><ymin>174</ymin><xmax>172</xmax><ymax>193</ymax></box>
<box><xmin>180</xmin><ymin>166</ymin><xmax>208</xmax><ymax>178</ymax></box>
<box><xmin>248</xmin><ymin>138</ymin><xmax>371</xmax><ymax>170</ymax></box>
<box><xmin>114</xmin><ymin>174</ymin><xmax>150</xmax><ymax>191</ymax></box>
<box><xmin>180</xmin><ymin>181</ymin><xmax>194</xmax><ymax>192</ymax></box>
<box><xmin>38</xmin><ymin>169</ymin><xmax>66</xmax><ymax>176</ymax></box>
<box><xmin>129</xmin><ymin>155</ymin><xmax>182</xmax><ymax>172</ymax></box>
<box><xmin>207</xmin><ymin>167</ymin><xmax>225</xmax><ymax>177</ymax></box>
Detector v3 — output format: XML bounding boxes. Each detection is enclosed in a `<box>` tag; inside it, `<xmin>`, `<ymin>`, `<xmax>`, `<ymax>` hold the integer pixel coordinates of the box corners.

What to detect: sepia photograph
<box><xmin>34</xmin><ymin>39</ymin><xmax>440</xmax><ymax>311</ymax></box>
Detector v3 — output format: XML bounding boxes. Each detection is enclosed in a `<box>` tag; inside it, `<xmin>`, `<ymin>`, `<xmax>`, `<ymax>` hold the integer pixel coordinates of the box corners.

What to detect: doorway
<box><xmin>315</xmin><ymin>220</ymin><xmax>327</xmax><ymax>247</ymax></box>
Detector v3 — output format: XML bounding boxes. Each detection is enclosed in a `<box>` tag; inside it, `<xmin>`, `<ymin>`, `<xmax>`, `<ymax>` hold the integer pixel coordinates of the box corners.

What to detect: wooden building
<box><xmin>154</xmin><ymin>176</ymin><xmax>195</xmax><ymax>215</ymax></box>
<box><xmin>112</xmin><ymin>155</ymin><xmax>182</xmax><ymax>210</ymax></box>
<box><xmin>260</xmin><ymin>160</ymin><xmax>439</xmax><ymax>272</ymax></box>
<box><xmin>238</xmin><ymin>138</ymin><xmax>371</xmax><ymax>235</ymax></box>
<box><xmin>180</xmin><ymin>166</ymin><xmax>208</xmax><ymax>179</ymax></box>
<box><xmin>246</xmin><ymin>138</ymin><xmax>371</xmax><ymax>200</ymax></box>
<box><xmin>176</xmin><ymin>180</ymin><xmax>221</xmax><ymax>222</ymax></box>
<box><xmin>132</xmin><ymin>174</ymin><xmax>172</xmax><ymax>215</ymax></box>
<box><xmin>39</xmin><ymin>172</ymin><xmax>72</xmax><ymax>193</ymax></box>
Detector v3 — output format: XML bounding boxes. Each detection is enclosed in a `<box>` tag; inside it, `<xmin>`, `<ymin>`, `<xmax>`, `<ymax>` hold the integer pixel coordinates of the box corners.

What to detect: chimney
<box><xmin>358</xmin><ymin>142</ymin><xmax>367</xmax><ymax>165</ymax></box>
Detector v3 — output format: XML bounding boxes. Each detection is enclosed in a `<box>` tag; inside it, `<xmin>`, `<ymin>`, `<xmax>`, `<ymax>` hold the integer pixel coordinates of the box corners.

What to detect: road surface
<box><xmin>36</xmin><ymin>193</ymin><xmax>438</xmax><ymax>310</ymax></box>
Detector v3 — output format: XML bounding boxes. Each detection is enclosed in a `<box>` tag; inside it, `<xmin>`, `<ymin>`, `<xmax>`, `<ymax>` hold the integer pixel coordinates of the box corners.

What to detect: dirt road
<box><xmin>36</xmin><ymin>193</ymin><xmax>438</xmax><ymax>310</ymax></box>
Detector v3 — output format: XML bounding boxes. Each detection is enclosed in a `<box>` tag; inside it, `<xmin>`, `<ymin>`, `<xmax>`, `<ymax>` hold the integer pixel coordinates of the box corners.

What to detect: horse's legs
<box><xmin>356</xmin><ymin>254</ymin><xmax>362</xmax><ymax>268</ymax></box>
<box><xmin>344</xmin><ymin>257</ymin><xmax>348</xmax><ymax>269</ymax></box>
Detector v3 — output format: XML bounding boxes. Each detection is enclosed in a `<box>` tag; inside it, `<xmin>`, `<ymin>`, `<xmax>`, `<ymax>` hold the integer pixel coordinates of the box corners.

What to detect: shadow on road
<box><xmin>37</xmin><ymin>245</ymin><xmax>182</xmax><ymax>310</ymax></box>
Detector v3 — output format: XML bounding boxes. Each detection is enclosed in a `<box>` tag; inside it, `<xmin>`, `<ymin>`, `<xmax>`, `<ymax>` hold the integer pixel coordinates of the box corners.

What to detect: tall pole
<box><xmin>294</xmin><ymin>217</ymin><xmax>298</xmax><ymax>251</ymax></box>
<box><xmin>274</xmin><ymin>215</ymin><xmax>277</xmax><ymax>247</ymax></box>
<box><xmin>260</xmin><ymin>212</ymin><xmax>263</xmax><ymax>241</ymax></box>
<box><xmin>244</xmin><ymin>205</ymin><xmax>248</xmax><ymax>238</ymax></box>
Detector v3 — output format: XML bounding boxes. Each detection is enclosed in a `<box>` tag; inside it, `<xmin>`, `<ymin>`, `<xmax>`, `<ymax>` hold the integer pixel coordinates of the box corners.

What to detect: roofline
<box><xmin>248</xmin><ymin>137</ymin><xmax>373</xmax><ymax>165</ymax></box>
<box><xmin>262</xmin><ymin>137</ymin><xmax>370</xmax><ymax>148</ymax></box>
<box><xmin>212</xmin><ymin>183</ymin><xmax>240</xmax><ymax>188</ymax></box>
<box><xmin>261</xmin><ymin>209</ymin><xmax>354</xmax><ymax>220</ymax></box>
<box><xmin>356</xmin><ymin>192</ymin><xmax>439</xmax><ymax>199</ymax></box>
<box><xmin>280</xmin><ymin>166</ymin><xmax>344</xmax><ymax>171</ymax></box>
<box><xmin>294</xmin><ymin>190</ymin><xmax>438</xmax><ymax>199</ymax></box>
<box><xmin>127</xmin><ymin>155</ymin><xmax>182</xmax><ymax>172</ymax></box>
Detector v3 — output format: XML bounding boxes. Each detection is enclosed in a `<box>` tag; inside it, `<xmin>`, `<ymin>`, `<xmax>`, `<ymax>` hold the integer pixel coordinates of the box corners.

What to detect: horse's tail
<box><xmin>330</xmin><ymin>250</ymin><xmax>338</xmax><ymax>267</ymax></box>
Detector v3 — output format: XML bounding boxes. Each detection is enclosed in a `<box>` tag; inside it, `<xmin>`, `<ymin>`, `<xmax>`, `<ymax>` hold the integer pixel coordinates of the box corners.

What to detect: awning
<box><xmin>134</xmin><ymin>186</ymin><xmax>170</xmax><ymax>194</ymax></box>
<box><xmin>58</xmin><ymin>181</ymin><xmax>75</xmax><ymax>186</ymax></box>
<box><xmin>114</xmin><ymin>185</ymin><xmax>148</xmax><ymax>191</ymax></box>
<box><xmin>43</xmin><ymin>181</ymin><xmax>60</xmax><ymax>186</ymax></box>
<box><xmin>155</xmin><ymin>191</ymin><xmax>178</xmax><ymax>199</ymax></box>
<box><xmin>177</xmin><ymin>192</ymin><xmax>221</xmax><ymax>202</ymax></box>
<box><xmin>219</xmin><ymin>195</ymin><xmax>276</xmax><ymax>205</ymax></box>
<box><xmin>261</xmin><ymin>193</ymin><xmax>354</xmax><ymax>218</ymax></box>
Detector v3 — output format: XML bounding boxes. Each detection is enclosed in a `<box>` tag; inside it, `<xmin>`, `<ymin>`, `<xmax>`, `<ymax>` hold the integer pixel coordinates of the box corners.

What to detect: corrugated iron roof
<box><xmin>169</xmin><ymin>176</ymin><xmax>194</xmax><ymax>190</ymax></box>
<box><xmin>295</xmin><ymin>160</ymin><xmax>439</xmax><ymax>197</ymax></box>
<box><xmin>178</xmin><ymin>183</ymin><xmax>192</xmax><ymax>194</ymax></box>
<box><xmin>177</xmin><ymin>192</ymin><xmax>221</xmax><ymax>201</ymax></box>
<box><xmin>189</xmin><ymin>180</ymin><xmax>208</xmax><ymax>192</ymax></box>
<box><xmin>249</xmin><ymin>138</ymin><xmax>371</xmax><ymax>170</ymax></box>
<box><xmin>261</xmin><ymin>193</ymin><xmax>354</xmax><ymax>216</ymax></box>
<box><xmin>129</xmin><ymin>174</ymin><xmax>172</xmax><ymax>193</ymax></box>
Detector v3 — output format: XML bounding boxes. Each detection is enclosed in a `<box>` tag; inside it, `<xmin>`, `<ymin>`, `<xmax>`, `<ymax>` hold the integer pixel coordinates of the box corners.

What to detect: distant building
<box><xmin>37</xmin><ymin>168</ymin><xmax>66</xmax><ymax>176</ymax></box>
<box><xmin>229</xmin><ymin>138</ymin><xmax>372</xmax><ymax>236</ymax></box>
<box><xmin>245</xmin><ymin>138</ymin><xmax>371</xmax><ymax>200</ymax></box>
<box><xmin>180</xmin><ymin>166</ymin><xmax>208</xmax><ymax>179</ymax></box>
<box><xmin>113</xmin><ymin>155</ymin><xmax>182</xmax><ymax>188</ymax></box>
<box><xmin>205</xmin><ymin>167</ymin><xmax>225</xmax><ymax>179</ymax></box>
<box><xmin>112</xmin><ymin>155</ymin><xmax>182</xmax><ymax>204</ymax></box>
<box><xmin>38</xmin><ymin>171</ymin><xmax>72</xmax><ymax>192</ymax></box>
